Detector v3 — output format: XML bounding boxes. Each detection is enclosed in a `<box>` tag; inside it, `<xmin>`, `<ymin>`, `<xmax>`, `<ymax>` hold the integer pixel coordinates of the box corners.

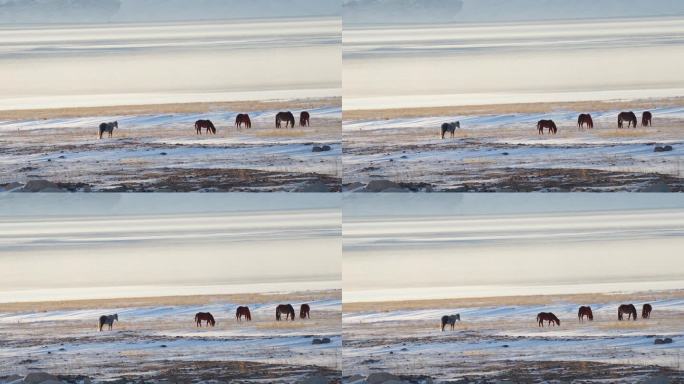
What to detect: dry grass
<box><xmin>0</xmin><ymin>97</ymin><xmax>341</xmax><ymax>120</ymax></box>
<box><xmin>255</xmin><ymin>129</ymin><xmax>307</xmax><ymax>137</ymax></box>
<box><xmin>343</xmin><ymin>97</ymin><xmax>684</xmax><ymax>121</ymax></box>
<box><xmin>595</xmin><ymin>129</ymin><xmax>653</xmax><ymax>138</ymax></box>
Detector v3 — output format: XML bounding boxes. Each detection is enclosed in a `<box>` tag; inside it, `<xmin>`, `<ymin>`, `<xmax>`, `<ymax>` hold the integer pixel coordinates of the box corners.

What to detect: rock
<box><xmin>322</xmin><ymin>145</ymin><xmax>331</xmax><ymax>151</ymax></box>
<box><xmin>502</xmin><ymin>152</ymin><xmax>509</xmax><ymax>155</ymax></box>
<box><xmin>296</xmin><ymin>374</ymin><xmax>330</xmax><ymax>384</ymax></box>
<box><xmin>312</xmin><ymin>145</ymin><xmax>331</xmax><ymax>152</ymax></box>
<box><xmin>295</xmin><ymin>181</ymin><xmax>330</xmax><ymax>192</ymax></box>
<box><xmin>311</xmin><ymin>337</ymin><xmax>331</xmax><ymax>345</ymax></box>
<box><xmin>21</xmin><ymin>180</ymin><xmax>63</xmax><ymax>192</ymax></box>
<box><xmin>665</xmin><ymin>337</ymin><xmax>673</xmax><ymax>343</ymax></box>
<box><xmin>640</xmin><ymin>180</ymin><xmax>671</xmax><ymax>192</ymax></box>
<box><xmin>400</xmin><ymin>347</ymin><xmax>408</xmax><ymax>351</ymax></box>
<box><xmin>364</xmin><ymin>179</ymin><xmax>402</xmax><ymax>192</ymax></box>
<box><xmin>400</xmin><ymin>155</ymin><xmax>408</xmax><ymax>159</ymax></box>
<box><xmin>343</xmin><ymin>182</ymin><xmax>365</xmax><ymax>192</ymax></box>
<box><xmin>58</xmin><ymin>155</ymin><xmax>66</xmax><ymax>159</ymax></box>
<box><xmin>367</xmin><ymin>372</ymin><xmax>410</xmax><ymax>384</ymax></box>
<box><xmin>23</xmin><ymin>372</ymin><xmax>60</xmax><ymax>384</ymax></box>
<box><xmin>655</xmin><ymin>338</ymin><xmax>673</xmax><ymax>344</ymax></box>
<box><xmin>643</xmin><ymin>374</ymin><xmax>673</xmax><ymax>384</ymax></box>
<box><xmin>160</xmin><ymin>152</ymin><xmax>167</xmax><ymax>156</ymax></box>
<box><xmin>160</xmin><ymin>344</ymin><xmax>167</xmax><ymax>348</ymax></box>
<box><xmin>0</xmin><ymin>182</ymin><xmax>22</xmax><ymax>191</ymax></box>
<box><xmin>654</xmin><ymin>145</ymin><xmax>673</xmax><ymax>152</ymax></box>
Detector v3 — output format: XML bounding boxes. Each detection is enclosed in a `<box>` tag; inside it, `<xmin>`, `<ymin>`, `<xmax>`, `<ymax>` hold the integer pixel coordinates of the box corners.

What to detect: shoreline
<box><xmin>0</xmin><ymin>96</ymin><xmax>341</xmax><ymax>121</ymax></box>
<box><xmin>343</xmin><ymin>96</ymin><xmax>684</xmax><ymax>121</ymax></box>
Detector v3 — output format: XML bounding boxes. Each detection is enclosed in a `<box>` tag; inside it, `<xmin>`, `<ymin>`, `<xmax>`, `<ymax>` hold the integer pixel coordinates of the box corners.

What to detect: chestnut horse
<box><xmin>195</xmin><ymin>312</ymin><xmax>216</xmax><ymax>327</ymax></box>
<box><xmin>195</xmin><ymin>119</ymin><xmax>216</xmax><ymax>135</ymax></box>
<box><xmin>577</xmin><ymin>114</ymin><xmax>593</xmax><ymax>130</ymax></box>
<box><xmin>642</xmin><ymin>111</ymin><xmax>652</xmax><ymax>127</ymax></box>
<box><xmin>300</xmin><ymin>111</ymin><xmax>310</xmax><ymax>127</ymax></box>
<box><xmin>236</xmin><ymin>306</ymin><xmax>252</xmax><ymax>321</ymax></box>
<box><xmin>618</xmin><ymin>112</ymin><xmax>637</xmax><ymax>128</ymax></box>
<box><xmin>537</xmin><ymin>120</ymin><xmax>557</xmax><ymax>135</ymax></box>
<box><xmin>578</xmin><ymin>306</ymin><xmax>593</xmax><ymax>322</ymax></box>
<box><xmin>618</xmin><ymin>304</ymin><xmax>637</xmax><ymax>320</ymax></box>
<box><xmin>276</xmin><ymin>112</ymin><xmax>295</xmax><ymax>128</ymax></box>
<box><xmin>537</xmin><ymin>312</ymin><xmax>560</xmax><ymax>327</ymax></box>
<box><xmin>642</xmin><ymin>303</ymin><xmax>653</xmax><ymax>319</ymax></box>
<box><xmin>300</xmin><ymin>303</ymin><xmax>310</xmax><ymax>319</ymax></box>
<box><xmin>276</xmin><ymin>304</ymin><xmax>295</xmax><ymax>321</ymax></box>
<box><xmin>235</xmin><ymin>114</ymin><xmax>252</xmax><ymax>129</ymax></box>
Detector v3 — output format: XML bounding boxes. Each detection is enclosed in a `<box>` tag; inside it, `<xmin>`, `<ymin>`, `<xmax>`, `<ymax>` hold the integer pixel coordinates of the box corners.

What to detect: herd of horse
<box><xmin>440</xmin><ymin>303</ymin><xmax>655</xmax><ymax>331</ymax></box>
<box><xmin>97</xmin><ymin>303</ymin><xmax>312</xmax><ymax>331</ymax></box>
<box><xmin>97</xmin><ymin>111</ymin><xmax>311</xmax><ymax>139</ymax></box>
<box><xmin>439</xmin><ymin>110</ymin><xmax>654</xmax><ymax>138</ymax></box>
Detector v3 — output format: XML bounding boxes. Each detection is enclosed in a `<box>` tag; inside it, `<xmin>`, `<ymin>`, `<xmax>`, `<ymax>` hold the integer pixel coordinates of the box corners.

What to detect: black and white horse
<box><xmin>99</xmin><ymin>121</ymin><xmax>118</xmax><ymax>139</ymax></box>
<box><xmin>441</xmin><ymin>121</ymin><xmax>460</xmax><ymax>139</ymax></box>
<box><xmin>441</xmin><ymin>314</ymin><xmax>461</xmax><ymax>331</ymax></box>
<box><xmin>99</xmin><ymin>314</ymin><xmax>118</xmax><ymax>331</ymax></box>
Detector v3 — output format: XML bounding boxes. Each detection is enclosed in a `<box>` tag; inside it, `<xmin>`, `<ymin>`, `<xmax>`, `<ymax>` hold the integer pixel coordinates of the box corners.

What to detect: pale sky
<box><xmin>0</xmin><ymin>194</ymin><xmax>341</xmax><ymax>302</ymax></box>
<box><xmin>343</xmin><ymin>194</ymin><xmax>684</xmax><ymax>302</ymax></box>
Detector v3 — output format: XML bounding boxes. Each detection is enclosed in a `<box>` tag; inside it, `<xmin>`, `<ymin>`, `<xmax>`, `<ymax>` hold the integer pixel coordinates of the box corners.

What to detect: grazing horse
<box><xmin>642</xmin><ymin>111</ymin><xmax>652</xmax><ymax>127</ymax></box>
<box><xmin>275</xmin><ymin>112</ymin><xmax>295</xmax><ymax>128</ymax></box>
<box><xmin>276</xmin><ymin>304</ymin><xmax>295</xmax><ymax>321</ymax></box>
<box><xmin>194</xmin><ymin>312</ymin><xmax>216</xmax><ymax>327</ymax></box>
<box><xmin>98</xmin><ymin>121</ymin><xmax>118</xmax><ymax>139</ymax></box>
<box><xmin>618</xmin><ymin>304</ymin><xmax>637</xmax><ymax>321</ymax></box>
<box><xmin>642</xmin><ymin>303</ymin><xmax>653</xmax><ymax>319</ymax></box>
<box><xmin>300</xmin><ymin>304</ymin><xmax>311</xmax><ymax>319</ymax></box>
<box><xmin>195</xmin><ymin>119</ymin><xmax>216</xmax><ymax>135</ymax></box>
<box><xmin>537</xmin><ymin>312</ymin><xmax>560</xmax><ymax>327</ymax></box>
<box><xmin>440</xmin><ymin>121</ymin><xmax>460</xmax><ymax>139</ymax></box>
<box><xmin>300</xmin><ymin>111</ymin><xmax>310</xmax><ymax>127</ymax></box>
<box><xmin>98</xmin><ymin>314</ymin><xmax>118</xmax><ymax>331</ymax></box>
<box><xmin>440</xmin><ymin>314</ymin><xmax>461</xmax><ymax>331</ymax></box>
<box><xmin>537</xmin><ymin>120</ymin><xmax>557</xmax><ymax>135</ymax></box>
<box><xmin>618</xmin><ymin>112</ymin><xmax>637</xmax><ymax>128</ymax></box>
<box><xmin>578</xmin><ymin>306</ymin><xmax>594</xmax><ymax>322</ymax></box>
<box><xmin>235</xmin><ymin>114</ymin><xmax>252</xmax><ymax>129</ymax></box>
<box><xmin>236</xmin><ymin>306</ymin><xmax>252</xmax><ymax>321</ymax></box>
<box><xmin>577</xmin><ymin>114</ymin><xmax>594</xmax><ymax>130</ymax></box>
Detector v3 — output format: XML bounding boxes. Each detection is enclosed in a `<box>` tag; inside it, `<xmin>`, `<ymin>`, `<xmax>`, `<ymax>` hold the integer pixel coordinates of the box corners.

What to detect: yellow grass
<box><xmin>595</xmin><ymin>129</ymin><xmax>652</xmax><ymax>138</ymax></box>
<box><xmin>255</xmin><ymin>129</ymin><xmax>307</xmax><ymax>137</ymax></box>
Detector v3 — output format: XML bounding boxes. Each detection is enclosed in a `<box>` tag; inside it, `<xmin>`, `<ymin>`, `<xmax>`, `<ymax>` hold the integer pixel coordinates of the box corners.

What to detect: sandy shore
<box><xmin>343</xmin><ymin>289</ymin><xmax>684</xmax><ymax>382</ymax></box>
<box><xmin>0</xmin><ymin>289</ymin><xmax>341</xmax><ymax>383</ymax></box>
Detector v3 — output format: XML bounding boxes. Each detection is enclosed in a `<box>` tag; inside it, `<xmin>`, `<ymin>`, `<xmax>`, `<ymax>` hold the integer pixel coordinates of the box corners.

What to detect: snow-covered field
<box><xmin>343</xmin><ymin>104</ymin><xmax>684</xmax><ymax>191</ymax></box>
<box><xmin>343</xmin><ymin>292</ymin><xmax>684</xmax><ymax>382</ymax></box>
<box><xmin>0</xmin><ymin>293</ymin><xmax>341</xmax><ymax>382</ymax></box>
<box><xmin>0</xmin><ymin>104</ymin><xmax>341</xmax><ymax>191</ymax></box>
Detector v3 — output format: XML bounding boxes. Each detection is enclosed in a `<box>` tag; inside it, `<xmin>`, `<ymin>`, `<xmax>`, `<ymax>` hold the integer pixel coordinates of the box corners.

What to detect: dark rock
<box><xmin>160</xmin><ymin>152</ymin><xmax>167</xmax><ymax>156</ymax></box>
<box><xmin>23</xmin><ymin>372</ymin><xmax>60</xmax><ymax>384</ymax></box>
<box><xmin>311</xmin><ymin>337</ymin><xmax>331</xmax><ymax>345</ymax></box>
<box><xmin>295</xmin><ymin>181</ymin><xmax>330</xmax><ymax>192</ymax></box>
<box><xmin>21</xmin><ymin>179</ymin><xmax>63</xmax><ymax>192</ymax></box>
<box><xmin>364</xmin><ymin>179</ymin><xmax>404</xmax><ymax>192</ymax></box>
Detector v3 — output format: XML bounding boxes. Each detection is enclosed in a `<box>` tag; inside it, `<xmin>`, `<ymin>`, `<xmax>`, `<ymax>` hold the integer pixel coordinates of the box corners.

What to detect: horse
<box><xmin>276</xmin><ymin>304</ymin><xmax>295</xmax><ymax>321</ymax></box>
<box><xmin>642</xmin><ymin>303</ymin><xmax>653</xmax><ymax>319</ymax></box>
<box><xmin>98</xmin><ymin>121</ymin><xmax>118</xmax><ymax>139</ymax></box>
<box><xmin>537</xmin><ymin>120</ymin><xmax>557</xmax><ymax>135</ymax></box>
<box><xmin>236</xmin><ymin>306</ymin><xmax>252</xmax><ymax>321</ymax></box>
<box><xmin>537</xmin><ymin>312</ymin><xmax>560</xmax><ymax>327</ymax></box>
<box><xmin>617</xmin><ymin>112</ymin><xmax>637</xmax><ymax>128</ymax></box>
<box><xmin>300</xmin><ymin>111</ymin><xmax>310</xmax><ymax>127</ymax></box>
<box><xmin>578</xmin><ymin>306</ymin><xmax>594</xmax><ymax>322</ymax></box>
<box><xmin>300</xmin><ymin>304</ymin><xmax>310</xmax><ymax>319</ymax></box>
<box><xmin>440</xmin><ymin>121</ymin><xmax>460</xmax><ymax>139</ymax></box>
<box><xmin>577</xmin><ymin>114</ymin><xmax>593</xmax><ymax>130</ymax></box>
<box><xmin>98</xmin><ymin>314</ymin><xmax>118</xmax><ymax>331</ymax></box>
<box><xmin>235</xmin><ymin>114</ymin><xmax>252</xmax><ymax>129</ymax></box>
<box><xmin>618</xmin><ymin>304</ymin><xmax>637</xmax><ymax>321</ymax></box>
<box><xmin>194</xmin><ymin>312</ymin><xmax>216</xmax><ymax>327</ymax></box>
<box><xmin>195</xmin><ymin>119</ymin><xmax>216</xmax><ymax>135</ymax></box>
<box><xmin>275</xmin><ymin>112</ymin><xmax>295</xmax><ymax>128</ymax></box>
<box><xmin>440</xmin><ymin>314</ymin><xmax>461</xmax><ymax>331</ymax></box>
<box><xmin>642</xmin><ymin>111</ymin><xmax>652</xmax><ymax>127</ymax></box>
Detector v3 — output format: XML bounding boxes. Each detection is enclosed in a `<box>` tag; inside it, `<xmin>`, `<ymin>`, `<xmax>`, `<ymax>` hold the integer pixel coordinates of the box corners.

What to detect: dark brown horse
<box><xmin>300</xmin><ymin>304</ymin><xmax>310</xmax><ymax>319</ymax></box>
<box><xmin>642</xmin><ymin>111</ymin><xmax>652</xmax><ymax>127</ymax></box>
<box><xmin>276</xmin><ymin>304</ymin><xmax>295</xmax><ymax>321</ymax></box>
<box><xmin>537</xmin><ymin>312</ymin><xmax>560</xmax><ymax>327</ymax></box>
<box><xmin>195</xmin><ymin>312</ymin><xmax>216</xmax><ymax>327</ymax></box>
<box><xmin>642</xmin><ymin>303</ymin><xmax>652</xmax><ymax>319</ymax></box>
<box><xmin>235</xmin><ymin>114</ymin><xmax>252</xmax><ymax>129</ymax></box>
<box><xmin>618</xmin><ymin>112</ymin><xmax>637</xmax><ymax>128</ymax></box>
<box><xmin>300</xmin><ymin>111</ymin><xmax>310</xmax><ymax>127</ymax></box>
<box><xmin>537</xmin><ymin>120</ymin><xmax>557</xmax><ymax>135</ymax></box>
<box><xmin>236</xmin><ymin>306</ymin><xmax>252</xmax><ymax>321</ymax></box>
<box><xmin>578</xmin><ymin>306</ymin><xmax>593</xmax><ymax>322</ymax></box>
<box><xmin>195</xmin><ymin>119</ymin><xmax>216</xmax><ymax>135</ymax></box>
<box><xmin>618</xmin><ymin>304</ymin><xmax>637</xmax><ymax>320</ymax></box>
<box><xmin>276</xmin><ymin>112</ymin><xmax>295</xmax><ymax>128</ymax></box>
<box><xmin>577</xmin><ymin>114</ymin><xmax>593</xmax><ymax>130</ymax></box>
